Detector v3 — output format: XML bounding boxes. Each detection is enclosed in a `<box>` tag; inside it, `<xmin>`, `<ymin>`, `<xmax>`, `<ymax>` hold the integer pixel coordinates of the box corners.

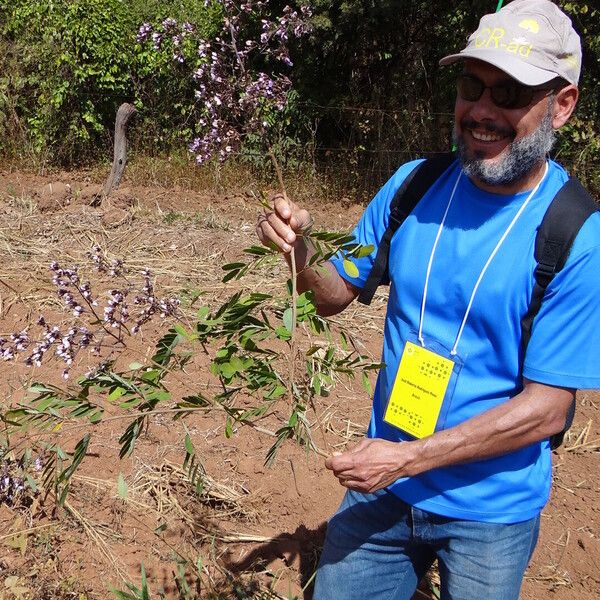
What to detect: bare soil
<box><xmin>0</xmin><ymin>167</ymin><xmax>598</xmax><ymax>600</ymax></box>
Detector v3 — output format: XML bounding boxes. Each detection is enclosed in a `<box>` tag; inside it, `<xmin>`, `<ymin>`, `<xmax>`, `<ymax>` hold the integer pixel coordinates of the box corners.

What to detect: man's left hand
<box><xmin>325</xmin><ymin>438</ymin><xmax>416</xmax><ymax>493</ymax></box>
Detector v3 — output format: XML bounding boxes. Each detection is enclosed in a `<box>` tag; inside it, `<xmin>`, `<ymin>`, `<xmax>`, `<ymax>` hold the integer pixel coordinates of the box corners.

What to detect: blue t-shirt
<box><xmin>331</xmin><ymin>159</ymin><xmax>600</xmax><ymax>524</ymax></box>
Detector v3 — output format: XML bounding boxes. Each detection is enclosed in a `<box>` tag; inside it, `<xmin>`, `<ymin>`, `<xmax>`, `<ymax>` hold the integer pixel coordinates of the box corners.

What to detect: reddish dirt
<box><xmin>0</xmin><ymin>167</ymin><xmax>598</xmax><ymax>599</ymax></box>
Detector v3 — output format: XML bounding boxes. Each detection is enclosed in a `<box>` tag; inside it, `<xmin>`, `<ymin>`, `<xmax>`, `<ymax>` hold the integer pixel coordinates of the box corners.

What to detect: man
<box><xmin>256</xmin><ymin>1</ymin><xmax>600</xmax><ymax>598</ymax></box>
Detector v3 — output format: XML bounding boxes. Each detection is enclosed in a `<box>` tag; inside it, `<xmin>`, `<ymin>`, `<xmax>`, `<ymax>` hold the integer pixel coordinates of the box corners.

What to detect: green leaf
<box><xmin>25</xmin><ymin>475</ymin><xmax>38</xmax><ymax>493</ymax></box>
<box><xmin>197</xmin><ymin>306</ymin><xmax>210</xmax><ymax>320</ymax></box>
<box><xmin>264</xmin><ymin>385</ymin><xmax>286</xmax><ymax>399</ymax></box>
<box><xmin>222</xmin><ymin>262</ymin><xmax>246</xmax><ymax>271</ymax></box>
<box><xmin>28</xmin><ymin>383</ymin><xmax>55</xmax><ymax>394</ymax></box>
<box><xmin>243</xmin><ymin>245</ymin><xmax>273</xmax><ymax>255</ymax></box>
<box><xmin>141</xmin><ymin>564</ymin><xmax>150</xmax><ymax>600</ymax></box>
<box><xmin>230</xmin><ymin>355</ymin><xmax>244</xmax><ymax>373</ymax></box>
<box><xmin>275</xmin><ymin>326</ymin><xmax>291</xmax><ymax>340</ymax></box>
<box><xmin>222</xmin><ymin>268</ymin><xmax>242</xmax><ymax>283</ymax></box>
<box><xmin>354</xmin><ymin>244</ymin><xmax>374</xmax><ymax>258</ymax></box>
<box><xmin>339</xmin><ymin>331</ymin><xmax>349</xmax><ymax>351</ymax></box>
<box><xmin>128</xmin><ymin>362</ymin><xmax>144</xmax><ymax>371</ymax></box>
<box><xmin>282</xmin><ymin>307</ymin><xmax>294</xmax><ymax>333</ymax></box>
<box><xmin>173</xmin><ymin>323</ymin><xmax>188</xmax><ymax>337</ymax></box>
<box><xmin>118</xmin><ymin>397</ymin><xmax>144</xmax><ymax>409</ymax></box>
<box><xmin>58</xmin><ymin>434</ymin><xmax>91</xmax><ymax>485</ymax></box>
<box><xmin>152</xmin><ymin>329</ymin><xmax>182</xmax><ymax>366</ymax></box>
<box><xmin>119</xmin><ymin>418</ymin><xmax>143</xmax><ymax>459</ymax></box>
<box><xmin>184</xmin><ymin>433</ymin><xmax>195</xmax><ymax>456</ymax></box>
<box><xmin>313</xmin><ymin>376</ymin><xmax>322</xmax><ymax>396</ymax></box>
<box><xmin>2</xmin><ymin>409</ymin><xmax>29</xmax><ymax>426</ymax></box>
<box><xmin>362</xmin><ymin>371</ymin><xmax>373</xmax><ymax>396</ymax></box>
<box><xmin>219</xmin><ymin>362</ymin><xmax>236</xmax><ymax>380</ymax></box>
<box><xmin>108</xmin><ymin>386</ymin><xmax>126</xmax><ymax>401</ymax></box>
<box><xmin>117</xmin><ymin>473</ymin><xmax>128</xmax><ymax>499</ymax></box>
<box><xmin>225</xmin><ymin>417</ymin><xmax>234</xmax><ymax>438</ymax></box>
<box><xmin>89</xmin><ymin>411</ymin><xmax>103</xmax><ymax>424</ymax></box>
<box><xmin>343</xmin><ymin>259</ymin><xmax>360</xmax><ymax>278</ymax></box>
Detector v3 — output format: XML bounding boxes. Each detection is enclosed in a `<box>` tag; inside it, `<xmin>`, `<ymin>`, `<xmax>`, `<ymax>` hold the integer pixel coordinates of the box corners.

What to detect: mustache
<box><xmin>460</xmin><ymin>118</ymin><xmax>514</xmax><ymax>138</ymax></box>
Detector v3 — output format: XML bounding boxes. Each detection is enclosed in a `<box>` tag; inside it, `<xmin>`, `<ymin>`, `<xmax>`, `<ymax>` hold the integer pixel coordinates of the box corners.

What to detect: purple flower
<box><xmin>137</xmin><ymin>23</ymin><xmax>153</xmax><ymax>43</ymax></box>
<box><xmin>162</xmin><ymin>17</ymin><xmax>177</xmax><ymax>32</ymax></box>
<box><xmin>140</xmin><ymin>1</ymin><xmax>312</xmax><ymax>165</ymax></box>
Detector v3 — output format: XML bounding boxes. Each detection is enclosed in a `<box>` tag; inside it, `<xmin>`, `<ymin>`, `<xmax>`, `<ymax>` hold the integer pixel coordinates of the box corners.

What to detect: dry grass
<box><xmin>564</xmin><ymin>419</ymin><xmax>600</xmax><ymax>452</ymax></box>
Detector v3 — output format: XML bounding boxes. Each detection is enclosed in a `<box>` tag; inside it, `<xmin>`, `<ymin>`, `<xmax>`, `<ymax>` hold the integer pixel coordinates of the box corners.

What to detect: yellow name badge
<box><xmin>384</xmin><ymin>341</ymin><xmax>454</xmax><ymax>439</ymax></box>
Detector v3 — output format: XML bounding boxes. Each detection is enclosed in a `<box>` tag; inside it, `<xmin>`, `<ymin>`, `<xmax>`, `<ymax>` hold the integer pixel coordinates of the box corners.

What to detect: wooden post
<box><xmin>100</xmin><ymin>102</ymin><xmax>137</xmax><ymax>200</ymax></box>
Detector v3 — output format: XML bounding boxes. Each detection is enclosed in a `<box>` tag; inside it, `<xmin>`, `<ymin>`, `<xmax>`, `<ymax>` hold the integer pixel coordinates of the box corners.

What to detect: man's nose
<box><xmin>467</xmin><ymin>88</ymin><xmax>502</xmax><ymax>121</ymax></box>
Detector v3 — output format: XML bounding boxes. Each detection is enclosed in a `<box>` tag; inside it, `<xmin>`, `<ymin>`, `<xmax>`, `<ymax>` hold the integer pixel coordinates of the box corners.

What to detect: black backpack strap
<box><xmin>357</xmin><ymin>152</ymin><xmax>456</xmax><ymax>305</ymax></box>
<box><xmin>520</xmin><ymin>177</ymin><xmax>598</xmax><ymax>449</ymax></box>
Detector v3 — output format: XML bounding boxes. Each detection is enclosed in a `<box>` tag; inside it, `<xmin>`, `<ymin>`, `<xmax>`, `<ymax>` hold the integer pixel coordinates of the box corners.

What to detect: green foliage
<box><xmin>291</xmin><ymin>0</ymin><xmax>600</xmax><ymax>193</ymax></box>
<box><xmin>0</xmin><ymin>0</ymin><xmax>135</xmax><ymax>162</ymax></box>
<box><xmin>0</xmin><ymin>0</ymin><xmax>223</xmax><ymax>163</ymax></box>
<box><xmin>558</xmin><ymin>2</ymin><xmax>600</xmax><ymax>195</ymax></box>
<box><xmin>110</xmin><ymin>556</ymin><xmax>207</xmax><ymax>599</ymax></box>
<box><xmin>130</xmin><ymin>5</ymin><xmax>223</xmax><ymax>154</ymax></box>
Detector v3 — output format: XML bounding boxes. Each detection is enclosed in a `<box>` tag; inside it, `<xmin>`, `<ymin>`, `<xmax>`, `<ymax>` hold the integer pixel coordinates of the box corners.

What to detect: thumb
<box><xmin>324</xmin><ymin>451</ymin><xmax>342</xmax><ymax>470</ymax></box>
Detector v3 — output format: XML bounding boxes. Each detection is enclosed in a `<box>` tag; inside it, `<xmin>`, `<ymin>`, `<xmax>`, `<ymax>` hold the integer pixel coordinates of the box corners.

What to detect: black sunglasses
<box><xmin>457</xmin><ymin>73</ymin><xmax>556</xmax><ymax>110</ymax></box>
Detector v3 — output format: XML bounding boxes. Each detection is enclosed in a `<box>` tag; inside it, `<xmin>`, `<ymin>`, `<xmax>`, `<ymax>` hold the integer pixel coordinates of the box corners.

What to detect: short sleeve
<box><xmin>523</xmin><ymin>213</ymin><xmax>600</xmax><ymax>389</ymax></box>
<box><xmin>330</xmin><ymin>160</ymin><xmax>425</xmax><ymax>287</ymax></box>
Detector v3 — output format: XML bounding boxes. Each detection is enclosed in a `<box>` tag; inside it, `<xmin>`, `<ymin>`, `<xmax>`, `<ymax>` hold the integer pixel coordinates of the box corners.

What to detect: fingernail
<box><xmin>283</xmin><ymin>243</ymin><xmax>291</xmax><ymax>252</ymax></box>
<box><xmin>286</xmin><ymin>233</ymin><xmax>295</xmax><ymax>243</ymax></box>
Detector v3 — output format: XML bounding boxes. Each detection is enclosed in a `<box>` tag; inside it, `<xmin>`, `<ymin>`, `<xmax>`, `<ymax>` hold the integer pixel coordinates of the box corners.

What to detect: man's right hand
<box><xmin>256</xmin><ymin>193</ymin><xmax>313</xmax><ymax>254</ymax></box>
<box><xmin>255</xmin><ymin>193</ymin><xmax>359</xmax><ymax>316</ymax></box>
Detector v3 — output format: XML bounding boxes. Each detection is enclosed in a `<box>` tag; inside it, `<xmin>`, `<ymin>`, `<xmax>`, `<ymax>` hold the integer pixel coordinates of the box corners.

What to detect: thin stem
<box><xmin>268</xmin><ymin>149</ymin><xmax>330</xmax><ymax>458</ymax></box>
<box><xmin>268</xmin><ymin>149</ymin><xmax>297</xmax><ymax>384</ymax></box>
<box><xmin>8</xmin><ymin>406</ymin><xmax>278</xmax><ymax>451</ymax></box>
<box><xmin>74</xmin><ymin>287</ymin><xmax>123</xmax><ymax>345</ymax></box>
<box><xmin>228</xmin><ymin>21</ymin><xmax>245</xmax><ymax>74</ymax></box>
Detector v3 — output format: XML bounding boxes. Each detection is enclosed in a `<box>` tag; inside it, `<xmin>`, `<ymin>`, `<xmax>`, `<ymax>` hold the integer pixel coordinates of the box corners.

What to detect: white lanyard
<box><xmin>418</xmin><ymin>162</ymin><xmax>549</xmax><ymax>355</ymax></box>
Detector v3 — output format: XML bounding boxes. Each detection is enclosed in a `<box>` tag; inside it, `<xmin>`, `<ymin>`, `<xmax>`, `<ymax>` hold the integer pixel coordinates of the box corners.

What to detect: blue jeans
<box><xmin>313</xmin><ymin>488</ymin><xmax>540</xmax><ymax>600</ymax></box>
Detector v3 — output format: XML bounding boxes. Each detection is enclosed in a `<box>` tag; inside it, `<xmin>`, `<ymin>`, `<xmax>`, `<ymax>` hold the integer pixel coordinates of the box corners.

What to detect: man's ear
<box><xmin>552</xmin><ymin>85</ymin><xmax>578</xmax><ymax>129</ymax></box>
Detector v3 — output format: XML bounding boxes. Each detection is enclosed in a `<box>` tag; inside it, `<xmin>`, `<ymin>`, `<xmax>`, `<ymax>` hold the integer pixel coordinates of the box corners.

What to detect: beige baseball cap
<box><xmin>439</xmin><ymin>0</ymin><xmax>582</xmax><ymax>86</ymax></box>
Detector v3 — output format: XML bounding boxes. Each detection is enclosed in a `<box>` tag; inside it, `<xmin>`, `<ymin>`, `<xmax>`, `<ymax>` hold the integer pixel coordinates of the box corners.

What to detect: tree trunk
<box><xmin>100</xmin><ymin>103</ymin><xmax>137</xmax><ymax>201</ymax></box>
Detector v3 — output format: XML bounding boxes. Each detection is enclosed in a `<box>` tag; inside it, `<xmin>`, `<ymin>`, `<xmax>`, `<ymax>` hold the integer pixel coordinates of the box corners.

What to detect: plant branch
<box><xmin>268</xmin><ymin>149</ymin><xmax>297</xmax><ymax>381</ymax></box>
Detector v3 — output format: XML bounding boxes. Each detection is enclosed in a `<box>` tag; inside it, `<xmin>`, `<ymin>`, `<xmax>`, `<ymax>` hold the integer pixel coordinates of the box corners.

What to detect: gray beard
<box><xmin>454</xmin><ymin>104</ymin><xmax>556</xmax><ymax>187</ymax></box>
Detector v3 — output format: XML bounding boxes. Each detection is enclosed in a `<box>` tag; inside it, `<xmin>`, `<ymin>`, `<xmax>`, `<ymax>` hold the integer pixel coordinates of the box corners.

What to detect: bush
<box><xmin>0</xmin><ymin>0</ymin><xmax>224</xmax><ymax>164</ymax></box>
<box><xmin>0</xmin><ymin>0</ymin><xmax>136</xmax><ymax>162</ymax></box>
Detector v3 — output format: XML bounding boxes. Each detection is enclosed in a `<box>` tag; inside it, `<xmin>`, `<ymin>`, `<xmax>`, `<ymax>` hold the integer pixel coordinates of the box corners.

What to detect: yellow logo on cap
<box><xmin>475</xmin><ymin>27</ymin><xmax>533</xmax><ymax>58</ymax></box>
<box><xmin>564</xmin><ymin>54</ymin><xmax>578</xmax><ymax>68</ymax></box>
<box><xmin>519</xmin><ymin>19</ymin><xmax>540</xmax><ymax>34</ymax></box>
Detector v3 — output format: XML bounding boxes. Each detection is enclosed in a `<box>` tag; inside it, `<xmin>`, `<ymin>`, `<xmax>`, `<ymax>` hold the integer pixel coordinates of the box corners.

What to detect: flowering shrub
<box><xmin>1</xmin><ymin>247</ymin><xmax>180</xmax><ymax>379</ymax></box>
<box><xmin>0</xmin><ymin>452</ymin><xmax>43</xmax><ymax>506</ymax></box>
<box><xmin>136</xmin><ymin>0</ymin><xmax>313</xmax><ymax>164</ymax></box>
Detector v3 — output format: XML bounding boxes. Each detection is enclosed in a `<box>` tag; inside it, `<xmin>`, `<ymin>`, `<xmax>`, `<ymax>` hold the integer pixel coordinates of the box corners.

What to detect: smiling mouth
<box><xmin>470</xmin><ymin>129</ymin><xmax>507</xmax><ymax>142</ymax></box>
<box><xmin>461</xmin><ymin>118</ymin><xmax>514</xmax><ymax>144</ymax></box>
